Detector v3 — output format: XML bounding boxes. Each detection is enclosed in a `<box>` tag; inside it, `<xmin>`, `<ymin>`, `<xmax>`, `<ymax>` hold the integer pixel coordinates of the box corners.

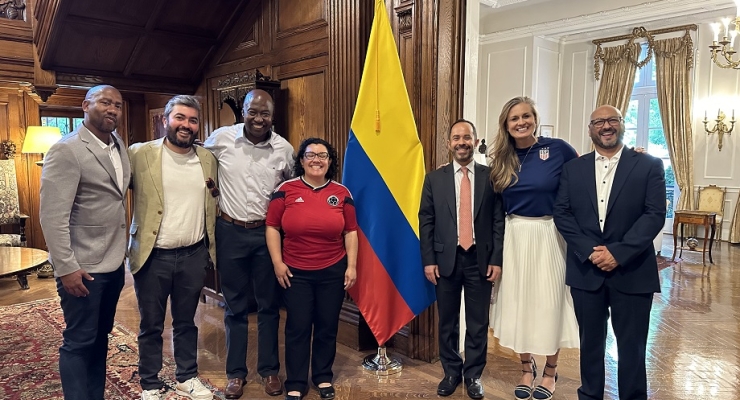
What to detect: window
<box><xmin>40</xmin><ymin>115</ymin><xmax>84</xmax><ymax>137</ymax></box>
<box><xmin>623</xmin><ymin>44</ymin><xmax>676</xmax><ymax>222</ymax></box>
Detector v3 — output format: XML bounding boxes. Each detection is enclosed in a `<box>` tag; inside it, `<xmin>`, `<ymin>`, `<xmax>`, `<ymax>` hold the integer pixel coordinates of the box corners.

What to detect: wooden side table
<box><xmin>672</xmin><ymin>210</ymin><xmax>717</xmax><ymax>265</ymax></box>
<box><xmin>0</xmin><ymin>247</ymin><xmax>49</xmax><ymax>289</ymax></box>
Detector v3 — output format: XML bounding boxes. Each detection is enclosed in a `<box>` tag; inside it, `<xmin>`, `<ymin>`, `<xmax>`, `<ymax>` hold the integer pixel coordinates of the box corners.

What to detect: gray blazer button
<box><xmin>153</xmin><ymin>231</ymin><xmax>158</xmax><ymax>235</ymax></box>
<box><xmin>120</xmin><ymin>224</ymin><xmax>125</xmax><ymax>228</ymax></box>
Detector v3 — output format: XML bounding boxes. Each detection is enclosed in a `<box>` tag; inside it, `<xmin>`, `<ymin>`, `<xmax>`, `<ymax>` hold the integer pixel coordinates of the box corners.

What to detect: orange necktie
<box><xmin>459</xmin><ymin>166</ymin><xmax>473</xmax><ymax>250</ymax></box>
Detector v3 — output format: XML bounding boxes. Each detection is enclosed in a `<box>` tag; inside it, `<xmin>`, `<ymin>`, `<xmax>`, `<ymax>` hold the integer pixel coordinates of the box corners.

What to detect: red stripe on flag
<box><xmin>347</xmin><ymin>228</ymin><xmax>415</xmax><ymax>345</ymax></box>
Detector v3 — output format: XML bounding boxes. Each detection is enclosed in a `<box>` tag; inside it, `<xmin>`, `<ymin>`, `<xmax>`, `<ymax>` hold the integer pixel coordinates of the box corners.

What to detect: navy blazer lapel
<box><xmin>473</xmin><ymin>162</ymin><xmax>486</xmax><ymax>219</ymax></box>
<box><xmin>606</xmin><ymin>147</ymin><xmax>638</xmax><ymax>217</ymax></box>
<box><xmin>444</xmin><ymin>164</ymin><xmax>457</xmax><ymax>223</ymax></box>
<box><xmin>581</xmin><ymin>152</ymin><xmax>598</xmax><ymax>215</ymax></box>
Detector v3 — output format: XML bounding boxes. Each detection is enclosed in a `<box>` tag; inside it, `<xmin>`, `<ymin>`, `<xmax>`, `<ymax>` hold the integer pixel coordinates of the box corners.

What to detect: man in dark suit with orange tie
<box><xmin>553</xmin><ymin>105</ymin><xmax>666</xmax><ymax>400</ymax></box>
<box><xmin>419</xmin><ymin>119</ymin><xmax>505</xmax><ymax>399</ymax></box>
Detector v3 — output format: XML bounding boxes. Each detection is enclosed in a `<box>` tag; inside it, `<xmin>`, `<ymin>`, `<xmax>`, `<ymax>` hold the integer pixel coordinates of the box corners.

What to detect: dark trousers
<box><xmin>283</xmin><ymin>258</ymin><xmax>347</xmax><ymax>394</ymax></box>
<box><xmin>571</xmin><ymin>283</ymin><xmax>654</xmax><ymax>400</ymax></box>
<box><xmin>217</xmin><ymin>218</ymin><xmax>281</xmax><ymax>379</ymax></box>
<box><xmin>133</xmin><ymin>241</ymin><xmax>209</xmax><ymax>390</ymax></box>
<box><xmin>435</xmin><ymin>247</ymin><xmax>492</xmax><ymax>379</ymax></box>
<box><xmin>57</xmin><ymin>265</ymin><xmax>125</xmax><ymax>400</ymax></box>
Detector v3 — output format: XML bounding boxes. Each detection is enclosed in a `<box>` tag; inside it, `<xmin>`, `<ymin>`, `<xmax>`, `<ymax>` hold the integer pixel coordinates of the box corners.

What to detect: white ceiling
<box><xmin>478</xmin><ymin>0</ymin><xmax>737</xmax><ymax>43</ymax></box>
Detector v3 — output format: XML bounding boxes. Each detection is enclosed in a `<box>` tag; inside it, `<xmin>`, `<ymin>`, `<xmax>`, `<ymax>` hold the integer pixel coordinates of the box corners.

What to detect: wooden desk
<box><xmin>672</xmin><ymin>210</ymin><xmax>717</xmax><ymax>265</ymax></box>
<box><xmin>0</xmin><ymin>247</ymin><xmax>49</xmax><ymax>289</ymax></box>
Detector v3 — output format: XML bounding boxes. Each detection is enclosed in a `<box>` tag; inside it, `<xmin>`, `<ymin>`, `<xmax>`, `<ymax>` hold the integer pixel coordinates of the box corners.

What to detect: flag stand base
<box><xmin>362</xmin><ymin>346</ymin><xmax>402</xmax><ymax>375</ymax></box>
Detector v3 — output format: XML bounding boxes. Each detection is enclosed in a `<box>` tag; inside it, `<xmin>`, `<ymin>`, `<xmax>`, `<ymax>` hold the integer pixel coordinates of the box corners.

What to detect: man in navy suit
<box><xmin>553</xmin><ymin>105</ymin><xmax>666</xmax><ymax>400</ymax></box>
<box><xmin>419</xmin><ymin>119</ymin><xmax>505</xmax><ymax>399</ymax></box>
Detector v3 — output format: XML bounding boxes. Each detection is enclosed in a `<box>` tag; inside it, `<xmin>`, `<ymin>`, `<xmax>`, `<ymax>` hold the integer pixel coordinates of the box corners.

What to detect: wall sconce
<box><xmin>22</xmin><ymin>126</ymin><xmax>62</xmax><ymax>165</ymax></box>
<box><xmin>703</xmin><ymin>109</ymin><xmax>734</xmax><ymax>151</ymax></box>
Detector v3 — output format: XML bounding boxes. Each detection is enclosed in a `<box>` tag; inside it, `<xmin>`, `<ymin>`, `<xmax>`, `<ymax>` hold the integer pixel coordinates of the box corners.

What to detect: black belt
<box><xmin>152</xmin><ymin>239</ymin><xmax>205</xmax><ymax>254</ymax></box>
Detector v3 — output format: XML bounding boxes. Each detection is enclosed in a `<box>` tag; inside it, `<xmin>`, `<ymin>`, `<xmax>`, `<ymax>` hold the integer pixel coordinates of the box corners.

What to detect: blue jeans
<box><xmin>57</xmin><ymin>265</ymin><xmax>125</xmax><ymax>400</ymax></box>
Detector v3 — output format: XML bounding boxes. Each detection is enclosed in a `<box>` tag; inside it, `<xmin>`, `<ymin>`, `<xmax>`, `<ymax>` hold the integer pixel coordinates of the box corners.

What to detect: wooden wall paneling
<box><xmin>279</xmin><ymin>72</ymin><xmax>326</xmax><ymax>150</ymax></box>
<box><xmin>272</xmin><ymin>0</ymin><xmax>327</xmax><ymax>50</ymax></box>
<box><xmin>326</xmin><ymin>0</ymin><xmax>372</xmax><ymax>177</ymax></box>
<box><xmin>20</xmin><ymin>90</ymin><xmax>43</xmax><ymax>251</ymax></box>
<box><xmin>0</xmin><ymin>18</ymin><xmax>33</xmax><ymax>82</ymax></box>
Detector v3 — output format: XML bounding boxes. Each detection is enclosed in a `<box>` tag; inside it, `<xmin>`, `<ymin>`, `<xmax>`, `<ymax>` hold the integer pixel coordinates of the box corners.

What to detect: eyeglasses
<box><xmin>304</xmin><ymin>152</ymin><xmax>329</xmax><ymax>160</ymax></box>
<box><xmin>206</xmin><ymin>178</ymin><xmax>219</xmax><ymax>197</ymax></box>
<box><xmin>590</xmin><ymin>117</ymin><xmax>623</xmax><ymax>128</ymax></box>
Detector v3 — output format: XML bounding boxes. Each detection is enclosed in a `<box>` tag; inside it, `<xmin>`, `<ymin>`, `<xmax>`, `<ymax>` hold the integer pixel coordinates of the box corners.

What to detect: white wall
<box><xmin>476</xmin><ymin>36</ymin><xmax>561</xmax><ymax>147</ymax></box>
<box><xmin>475</xmin><ymin>22</ymin><xmax>740</xmax><ymax>240</ymax></box>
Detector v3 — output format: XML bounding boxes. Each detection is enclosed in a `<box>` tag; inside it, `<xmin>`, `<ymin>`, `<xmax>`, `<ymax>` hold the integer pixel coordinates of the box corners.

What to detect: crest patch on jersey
<box><xmin>539</xmin><ymin>147</ymin><xmax>550</xmax><ymax>160</ymax></box>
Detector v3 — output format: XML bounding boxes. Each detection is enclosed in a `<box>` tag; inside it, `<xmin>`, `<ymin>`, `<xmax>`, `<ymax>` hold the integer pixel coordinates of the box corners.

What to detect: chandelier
<box><xmin>709</xmin><ymin>1</ymin><xmax>740</xmax><ymax>69</ymax></box>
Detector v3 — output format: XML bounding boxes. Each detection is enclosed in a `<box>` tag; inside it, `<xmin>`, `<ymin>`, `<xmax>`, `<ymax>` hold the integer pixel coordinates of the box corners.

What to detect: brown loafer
<box><xmin>263</xmin><ymin>375</ymin><xmax>283</xmax><ymax>396</ymax></box>
<box><xmin>224</xmin><ymin>378</ymin><xmax>245</xmax><ymax>399</ymax></box>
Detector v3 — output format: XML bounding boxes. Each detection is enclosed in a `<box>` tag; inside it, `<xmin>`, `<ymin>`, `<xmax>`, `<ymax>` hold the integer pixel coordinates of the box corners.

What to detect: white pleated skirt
<box><xmin>490</xmin><ymin>215</ymin><xmax>580</xmax><ymax>355</ymax></box>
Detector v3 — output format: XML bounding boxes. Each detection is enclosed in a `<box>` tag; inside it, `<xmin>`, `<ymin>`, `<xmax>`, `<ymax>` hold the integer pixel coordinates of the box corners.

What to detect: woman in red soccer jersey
<box><xmin>266</xmin><ymin>137</ymin><xmax>358</xmax><ymax>400</ymax></box>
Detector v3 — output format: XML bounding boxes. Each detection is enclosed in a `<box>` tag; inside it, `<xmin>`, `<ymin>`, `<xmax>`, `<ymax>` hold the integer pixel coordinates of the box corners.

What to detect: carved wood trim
<box><xmin>0</xmin><ymin>0</ymin><xmax>26</xmax><ymax>20</ymax></box>
<box><xmin>397</xmin><ymin>8</ymin><xmax>412</xmax><ymax>33</ymax></box>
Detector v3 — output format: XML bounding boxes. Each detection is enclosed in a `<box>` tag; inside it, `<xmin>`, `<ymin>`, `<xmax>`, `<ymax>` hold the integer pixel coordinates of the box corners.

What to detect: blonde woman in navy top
<box><xmin>489</xmin><ymin>97</ymin><xmax>580</xmax><ymax>400</ymax></box>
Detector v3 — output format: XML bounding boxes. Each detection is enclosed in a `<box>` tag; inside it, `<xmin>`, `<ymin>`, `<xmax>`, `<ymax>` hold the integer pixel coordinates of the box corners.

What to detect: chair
<box><xmin>0</xmin><ymin>159</ymin><xmax>28</xmax><ymax>247</ymax></box>
<box><xmin>696</xmin><ymin>185</ymin><xmax>726</xmax><ymax>243</ymax></box>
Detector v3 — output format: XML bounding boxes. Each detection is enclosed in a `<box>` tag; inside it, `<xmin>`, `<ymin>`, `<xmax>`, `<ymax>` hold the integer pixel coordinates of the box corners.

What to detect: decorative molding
<box><xmin>397</xmin><ymin>8</ymin><xmax>412</xmax><ymax>33</ymax></box>
<box><xmin>480</xmin><ymin>0</ymin><xmax>730</xmax><ymax>44</ymax></box>
<box><xmin>0</xmin><ymin>0</ymin><xmax>25</xmax><ymax>20</ymax></box>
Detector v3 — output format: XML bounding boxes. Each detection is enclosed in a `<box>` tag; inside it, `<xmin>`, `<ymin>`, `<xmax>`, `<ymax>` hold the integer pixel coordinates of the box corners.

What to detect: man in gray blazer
<box><xmin>40</xmin><ymin>85</ymin><xmax>131</xmax><ymax>400</ymax></box>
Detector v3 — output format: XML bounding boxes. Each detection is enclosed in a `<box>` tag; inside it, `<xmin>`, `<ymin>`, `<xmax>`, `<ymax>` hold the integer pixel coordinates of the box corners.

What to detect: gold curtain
<box><xmin>653</xmin><ymin>34</ymin><xmax>694</xmax><ymax>213</ymax></box>
<box><xmin>730</xmin><ymin>198</ymin><xmax>740</xmax><ymax>243</ymax></box>
<box><xmin>595</xmin><ymin>42</ymin><xmax>641</xmax><ymax>113</ymax></box>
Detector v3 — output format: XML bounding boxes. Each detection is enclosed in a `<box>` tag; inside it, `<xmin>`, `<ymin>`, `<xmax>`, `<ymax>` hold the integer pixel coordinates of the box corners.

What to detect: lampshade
<box><xmin>21</xmin><ymin>126</ymin><xmax>62</xmax><ymax>154</ymax></box>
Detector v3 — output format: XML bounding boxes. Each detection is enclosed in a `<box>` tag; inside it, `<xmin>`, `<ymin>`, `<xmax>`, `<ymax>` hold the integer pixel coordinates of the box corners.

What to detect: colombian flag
<box><xmin>342</xmin><ymin>0</ymin><xmax>436</xmax><ymax>346</ymax></box>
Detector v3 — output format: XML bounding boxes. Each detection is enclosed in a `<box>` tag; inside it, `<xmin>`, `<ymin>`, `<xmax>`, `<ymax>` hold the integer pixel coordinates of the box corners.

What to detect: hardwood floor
<box><xmin>1</xmin><ymin>237</ymin><xmax>738</xmax><ymax>399</ymax></box>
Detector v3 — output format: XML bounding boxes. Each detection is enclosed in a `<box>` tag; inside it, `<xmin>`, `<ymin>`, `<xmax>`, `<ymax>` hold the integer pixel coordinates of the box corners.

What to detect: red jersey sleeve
<box><xmin>343</xmin><ymin>191</ymin><xmax>358</xmax><ymax>232</ymax></box>
<box><xmin>266</xmin><ymin>190</ymin><xmax>286</xmax><ymax>228</ymax></box>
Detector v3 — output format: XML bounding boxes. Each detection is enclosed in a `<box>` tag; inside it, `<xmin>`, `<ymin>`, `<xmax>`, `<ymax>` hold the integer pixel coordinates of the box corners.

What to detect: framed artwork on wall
<box><xmin>540</xmin><ymin>125</ymin><xmax>553</xmax><ymax>138</ymax></box>
<box><xmin>149</xmin><ymin>108</ymin><xmax>166</xmax><ymax>140</ymax></box>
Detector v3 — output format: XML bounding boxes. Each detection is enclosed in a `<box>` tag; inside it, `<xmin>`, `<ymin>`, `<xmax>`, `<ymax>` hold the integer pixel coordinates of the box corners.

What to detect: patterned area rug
<box><xmin>0</xmin><ymin>298</ymin><xmax>224</xmax><ymax>399</ymax></box>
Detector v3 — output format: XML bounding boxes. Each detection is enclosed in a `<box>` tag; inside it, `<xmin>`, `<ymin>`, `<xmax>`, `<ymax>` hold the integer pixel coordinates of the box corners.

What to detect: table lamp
<box><xmin>21</xmin><ymin>126</ymin><xmax>62</xmax><ymax>166</ymax></box>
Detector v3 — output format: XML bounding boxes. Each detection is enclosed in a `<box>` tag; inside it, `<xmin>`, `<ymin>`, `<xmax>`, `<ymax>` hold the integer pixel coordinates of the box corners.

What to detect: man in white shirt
<box><xmin>128</xmin><ymin>95</ymin><xmax>219</xmax><ymax>400</ymax></box>
<box><xmin>554</xmin><ymin>105</ymin><xmax>666</xmax><ymax>400</ymax></box>
<box><xmin>204</xmin><ymin>89</ymin><xmax>294</xmax><ymax>399</ymax></box>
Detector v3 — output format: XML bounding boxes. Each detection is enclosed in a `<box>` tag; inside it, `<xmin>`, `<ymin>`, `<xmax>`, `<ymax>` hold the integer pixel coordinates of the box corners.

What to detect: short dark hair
<box><xmin>449</xmin><ymin>118</ymin><xmax>477</xmax><ymax>139</ymax></box>
<box><xmin>293</xmin><ymin>137</ymin><xmax>338</xmax><ymax>180</ymax></box>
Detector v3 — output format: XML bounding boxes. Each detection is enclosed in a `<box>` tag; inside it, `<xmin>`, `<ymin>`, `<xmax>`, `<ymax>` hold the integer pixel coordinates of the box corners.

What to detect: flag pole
<box><xmin>361</xmin><ymin>345</ymin><xmax>402</xmax><ymax>375</ymax></box>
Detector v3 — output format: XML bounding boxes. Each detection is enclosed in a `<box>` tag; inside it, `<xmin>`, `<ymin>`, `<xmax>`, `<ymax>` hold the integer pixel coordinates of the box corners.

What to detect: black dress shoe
<box><xmin>464</xmin><ymin>378</ymin><xmax>484</xmax><ymax>399</ymax></box>
<box><xmin>437</xmin><ymin>375</ymin><xmax>462</xmax><ymax>396</ymax></box>
<box><xmin>317</xmin><ymin>384</ymin><xmax>335</xmax><ymax>399</ymax></box>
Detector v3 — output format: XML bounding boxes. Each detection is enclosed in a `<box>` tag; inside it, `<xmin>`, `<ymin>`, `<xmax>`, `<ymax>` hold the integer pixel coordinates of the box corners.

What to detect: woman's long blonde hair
<box><xmin>489</xmin><ymin>96</ymin><xmax>539</xmax><ymax>193</ymax></box>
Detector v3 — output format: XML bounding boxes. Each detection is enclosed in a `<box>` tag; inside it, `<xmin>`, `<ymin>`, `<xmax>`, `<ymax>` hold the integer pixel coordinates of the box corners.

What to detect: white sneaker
<box><xmin>175</xmin><ymin>377</ymin><xmax>214</xmax><ymax>400</ymax></box>
<box><xmin>140</xmin><ymin>389</ymin><xmax>161</xmax><ymax>400</ymax></box>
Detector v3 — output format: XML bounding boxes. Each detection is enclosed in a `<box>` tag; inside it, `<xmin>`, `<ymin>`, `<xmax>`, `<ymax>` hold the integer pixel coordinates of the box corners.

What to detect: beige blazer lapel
<box><xmin>144</xmin><ymin>139</ymin><xmax>165</xmax><ymax>205</ymax></box>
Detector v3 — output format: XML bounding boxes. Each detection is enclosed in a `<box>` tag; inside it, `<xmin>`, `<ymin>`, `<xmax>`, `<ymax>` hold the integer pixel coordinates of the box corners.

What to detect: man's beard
<box><xmin>166</xmin><ymin>126</ymin><xmax>196</xmax><ymax>149</ymax></box>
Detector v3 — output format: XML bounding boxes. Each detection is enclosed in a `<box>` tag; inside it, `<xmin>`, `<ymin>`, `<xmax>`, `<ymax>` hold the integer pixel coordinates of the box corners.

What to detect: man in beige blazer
<box><xmin>128</xmin><ymin>95</ymin><xmax>218</xmax><ymax>400</ymax></box>
<box><xmin>40</xmin><ymin>85</ymin><xmax>131</xmax><ymax>400</ymax></box>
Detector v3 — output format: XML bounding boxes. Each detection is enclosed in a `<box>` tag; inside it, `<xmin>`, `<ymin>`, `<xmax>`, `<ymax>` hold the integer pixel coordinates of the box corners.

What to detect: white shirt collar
<box><xmin>453</xmin><ymin>160</ymin><xmax>476</xmax><ymax>174</ymax></box>
<box><xmin>595</xmin><ymin>144</ymin><xmax>625</xmax><ymax>161</ymax></box>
